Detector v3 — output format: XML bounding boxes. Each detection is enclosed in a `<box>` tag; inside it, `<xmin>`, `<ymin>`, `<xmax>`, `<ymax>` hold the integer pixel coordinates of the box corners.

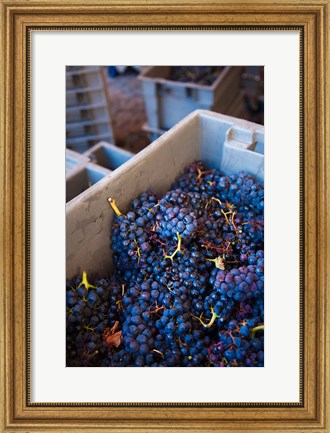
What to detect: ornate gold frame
<box><xmin>1</xmin><ymin>1</ymin><xmax>329</xmax><ymax>432</ymax></box>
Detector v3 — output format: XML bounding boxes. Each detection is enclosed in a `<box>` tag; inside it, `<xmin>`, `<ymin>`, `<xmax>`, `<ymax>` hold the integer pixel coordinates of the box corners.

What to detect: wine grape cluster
<box><xmin>66</xmin><ymin>161</ymin><xmax>264</xmax><ymax>367</ymax></box>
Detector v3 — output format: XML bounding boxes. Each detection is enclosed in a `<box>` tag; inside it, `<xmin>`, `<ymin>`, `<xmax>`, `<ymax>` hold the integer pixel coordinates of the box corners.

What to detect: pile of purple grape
<box><xmin>66</xmin><ymin>161</ymin><xmax>264</xmax><ymax>367</ymax></box>
<box><xmin>168</xmin><ymin>66</ymin><xmax>224</xmax><ymax>86</ymax></box>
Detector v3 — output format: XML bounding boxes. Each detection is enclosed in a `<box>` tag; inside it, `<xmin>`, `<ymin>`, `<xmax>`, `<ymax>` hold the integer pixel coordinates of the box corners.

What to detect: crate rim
<box><xmin>138</xmin><ymin>65</ymin><xmax>236</xmax><ymax>91</ymax></box>
<box><xmin>66</xmin><ymin>109</ymin><xmax>264</xmax><ymax>212</ymax></box>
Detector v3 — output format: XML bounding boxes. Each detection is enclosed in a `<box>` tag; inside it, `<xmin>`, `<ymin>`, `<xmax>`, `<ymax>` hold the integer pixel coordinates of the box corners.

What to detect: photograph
<box><xmin>66</xmin><ymin>66</ymin><xmax>265</xmax><ymax>367</ymax></box>
<box><xmin>1</xmin><ymin>0</ymin><xmax>329</xmax><ymax>431</ymax></box>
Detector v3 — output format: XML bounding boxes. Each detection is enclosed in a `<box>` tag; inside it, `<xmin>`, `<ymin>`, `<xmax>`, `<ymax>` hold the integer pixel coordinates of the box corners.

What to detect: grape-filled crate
<box><xmin>66</xmin><ymin>160</ymin><xmax>264</xmax><ymax>367</ymax></box>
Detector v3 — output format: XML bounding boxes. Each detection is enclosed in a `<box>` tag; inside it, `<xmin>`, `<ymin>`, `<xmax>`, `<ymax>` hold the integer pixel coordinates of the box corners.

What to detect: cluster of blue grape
<box><xmin>208</xmin><ymin>320</ymin><xmax>264</xmax><ymax>367</ymax></box>
<box><xmin>169</xmin><ymin>66</ymin><xmax>224</xmax><ymax>86</ymax></box>
<box><xmin>66</xmin><ymin>161</ymin><xmax>264</xmax><ymax>367</ymax></box>
<box><xmin>66</xmin><ymin>273</ymin><xmax>124</xmax><ymax>367</ymax></box>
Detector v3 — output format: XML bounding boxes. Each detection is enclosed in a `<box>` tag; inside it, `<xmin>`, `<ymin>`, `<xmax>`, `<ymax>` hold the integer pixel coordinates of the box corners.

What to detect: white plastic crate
<box><xmin>66</xmin><ymin>66</ymin><xmax>115</xmax><ymax>150</ymax></box>
<box><xmin>142</xmin><ymin>122</ymin><xmax>165</xmax><ymax>142</ymax></box>
<box><xmin>66</xmin><ymin>67</ymin><xmax>104</xmax><ymax>89</ymax></box>
<box><xmin>84</xmin><ymin>141</ymin><xmax>134</xmax><ymax>170</ymax></box>
<box><xmin>142</xmin><ymin>92</ymin><xmax>246</xmax><ymax>143</ymax></box>
<box><xmin>66</xmin><ymin>110</ymin><xmax>264</xmax><ymax>279</ymax></box>
<box><xmin>138</xmin><ymin>66</ymin><xmax>241</xmax><ymax>131</ymax></box>
<box><xmin>66</xmin><ymin>163</ymin><xmax>111</xmax><ymax>203</ymax></box>
<box><xmin>66</xmin><ymin>119</ymin><xmax>112</xmax><ymax>138</ymax></box>
<box><xmin>66</xmin><ymin>132</ymin><xmax>115</xmax><ymax>152</ymax></box>
<box><xmin>113</xmin><ymin>66</ymin><xmax>143</xmax><ymax>74</ymax></box>
<box><xmin>66</xmin><ymin>87</ymin><xmax>105</xmax><ymax>107</ymax></box>
<box><xmin>66</xmin><ymin>104</ymin><xmax>109</xmax><ymax>123</ymax></box>
<box><xmin>65</xmin><ymin>149</ymin><xmax>90</xmax><ymax>177</ymax></box>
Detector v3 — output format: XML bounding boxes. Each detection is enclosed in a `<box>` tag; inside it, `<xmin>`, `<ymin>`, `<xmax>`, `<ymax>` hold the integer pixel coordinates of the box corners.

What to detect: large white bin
<box><xmin>66</xmin><ymin>110</ymin><xmax>264</xmax><ymax>279</ymax></box>
<box><xmin>65</xmin><ymin>148</ymin><xmax>90</xmax><ymax>176</ymax></box>
<box><xmin>83</xmin><ymin>141</ymin><xmax>134</xmax><ymax>171</ymax></box>
<box><xmin>66</xmin><ymin>163</ymin><xmax>111</xmax><ymax>203</ymax></box>
<box><xmin>139</xmin><ymin>66</ymin><xmax>241</xmax><ymax>131</ymax></box>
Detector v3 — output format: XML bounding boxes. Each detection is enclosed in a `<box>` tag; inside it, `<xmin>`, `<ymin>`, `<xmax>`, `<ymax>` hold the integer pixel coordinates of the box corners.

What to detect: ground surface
<box><xmin>107</xmin><ymin>69</ymin><xmax>150</xmax><ymax>154</ymax></box>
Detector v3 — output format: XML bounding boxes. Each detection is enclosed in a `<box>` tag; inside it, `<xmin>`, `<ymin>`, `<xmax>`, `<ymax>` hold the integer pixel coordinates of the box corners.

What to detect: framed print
<box><xmin>0</xmin><ymin>0</ymin><xmax>329</xmax><ymax>432</ymax></box>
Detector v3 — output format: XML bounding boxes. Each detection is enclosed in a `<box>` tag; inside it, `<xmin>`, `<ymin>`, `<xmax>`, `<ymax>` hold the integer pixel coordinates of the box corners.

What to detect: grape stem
<box><xmin>226</xmin><ymin>201</ymin><xmax>235</xmax><ymax>211</ymax></box>
<box><xmin>221</xmin><ymin>209</ymin><xmax>230</xmax><ymax>223</ymax></box>
<box><xmin>194</xmin><ymin>307</ymin><xmax>220</xmax><ymax>328</ymax></box>
<box><xmin>195</xmin><ymin>167</ymin><xmax>214</xmax><ymax>181</ymax></box>
<box><xmin>164</xmin><ymin>232</ymin><xmax>183</xmax><ymax>261</ymax></box>
<box><xmin>152</xmin><ymin>349</ymin><xmax>164</xmax><ymax>358</ymax></box>
<box><xmin>145</xmin><ymin>305</ymin><xmax>165</xmax><ymax>314</ymax></box>
<box><xmin>251</xmin><ymin>324</ymin><xmax>264</xmax><ymax>338</ymax></box>
<box><xmin>134</xmin><ymin>239</ymin><xmax>141</xmax><ymax>262</ymax></box>
<box><xmin>230</xmin><ymin>211</ymin><xmax>238</xmax><ymax>232</ymax></box>
<box><xmin>150</xmin><ymin>221</ymin><xmax>159</xmax><ymax>232</ymax></box>
<box><xmin>206</xmin><ymin>256</ymin><xmax>225</xmax><ymax>270</ymax></box>
<box><xmin>78</xmin><ymin>271</ymin><xmax>97</xmax><ymax>295</ymax></box>
<box><xmin>116</xmin><ymin>299</ymin><xmax>123</xmax><ymax>311</ymax></box>
<box><xmin>211</xmin><ymin>197</ymin><xmax>222</xmax><ymax>206</ymax></box>
<box><xmin>108</xmin><ymin>197</ymin><xmax>122</xmax><ymax>216</ymax></box>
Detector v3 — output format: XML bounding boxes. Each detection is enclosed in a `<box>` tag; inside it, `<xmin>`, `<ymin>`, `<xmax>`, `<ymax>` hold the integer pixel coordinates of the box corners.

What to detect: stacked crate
<box><xmin>66</xmin><ymin>66</ymin><xmax>115</xmax><ymax>152</ymax></box>
<box><xmin>65</xmin><ymin>148</ymin><xmax>90</xmax><ymax>177</ymax></box>
<box><xmin>66</xmin><ymin>142</ymin><xmax>134</xmax><ymax>204</ymax></box>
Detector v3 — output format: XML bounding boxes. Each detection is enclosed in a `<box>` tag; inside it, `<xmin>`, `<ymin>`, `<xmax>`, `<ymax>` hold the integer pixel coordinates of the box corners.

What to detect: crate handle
<box><xmin>185</xmin><ymin>87</ymin><xmax>199</xmax><ymax>100</ymax></box>
<box><xmin>158</xmin><ymin>86</ymin><xmax>173</xmax><ymax>95</ymax></box>
<box><xmin>224</xmin><ymin>126</ymin><xmax>257</xmax><ymax>151</ymax></box>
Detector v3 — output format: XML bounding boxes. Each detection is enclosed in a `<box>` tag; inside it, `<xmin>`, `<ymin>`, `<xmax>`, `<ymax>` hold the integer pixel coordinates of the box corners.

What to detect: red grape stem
<box><xmin>150</xmin><ymin>221</ymin><xmax>159</xmax><ymax>232</ymax></box>
<box><xmin>145</xmin><ymin>305</ymin><xmax>165</xmax><ymax>315</ymax></box>
<box><xmin>195</xmin><ymin>166</ymin><xmax>215</xmax><ymax>181</ymax></box>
